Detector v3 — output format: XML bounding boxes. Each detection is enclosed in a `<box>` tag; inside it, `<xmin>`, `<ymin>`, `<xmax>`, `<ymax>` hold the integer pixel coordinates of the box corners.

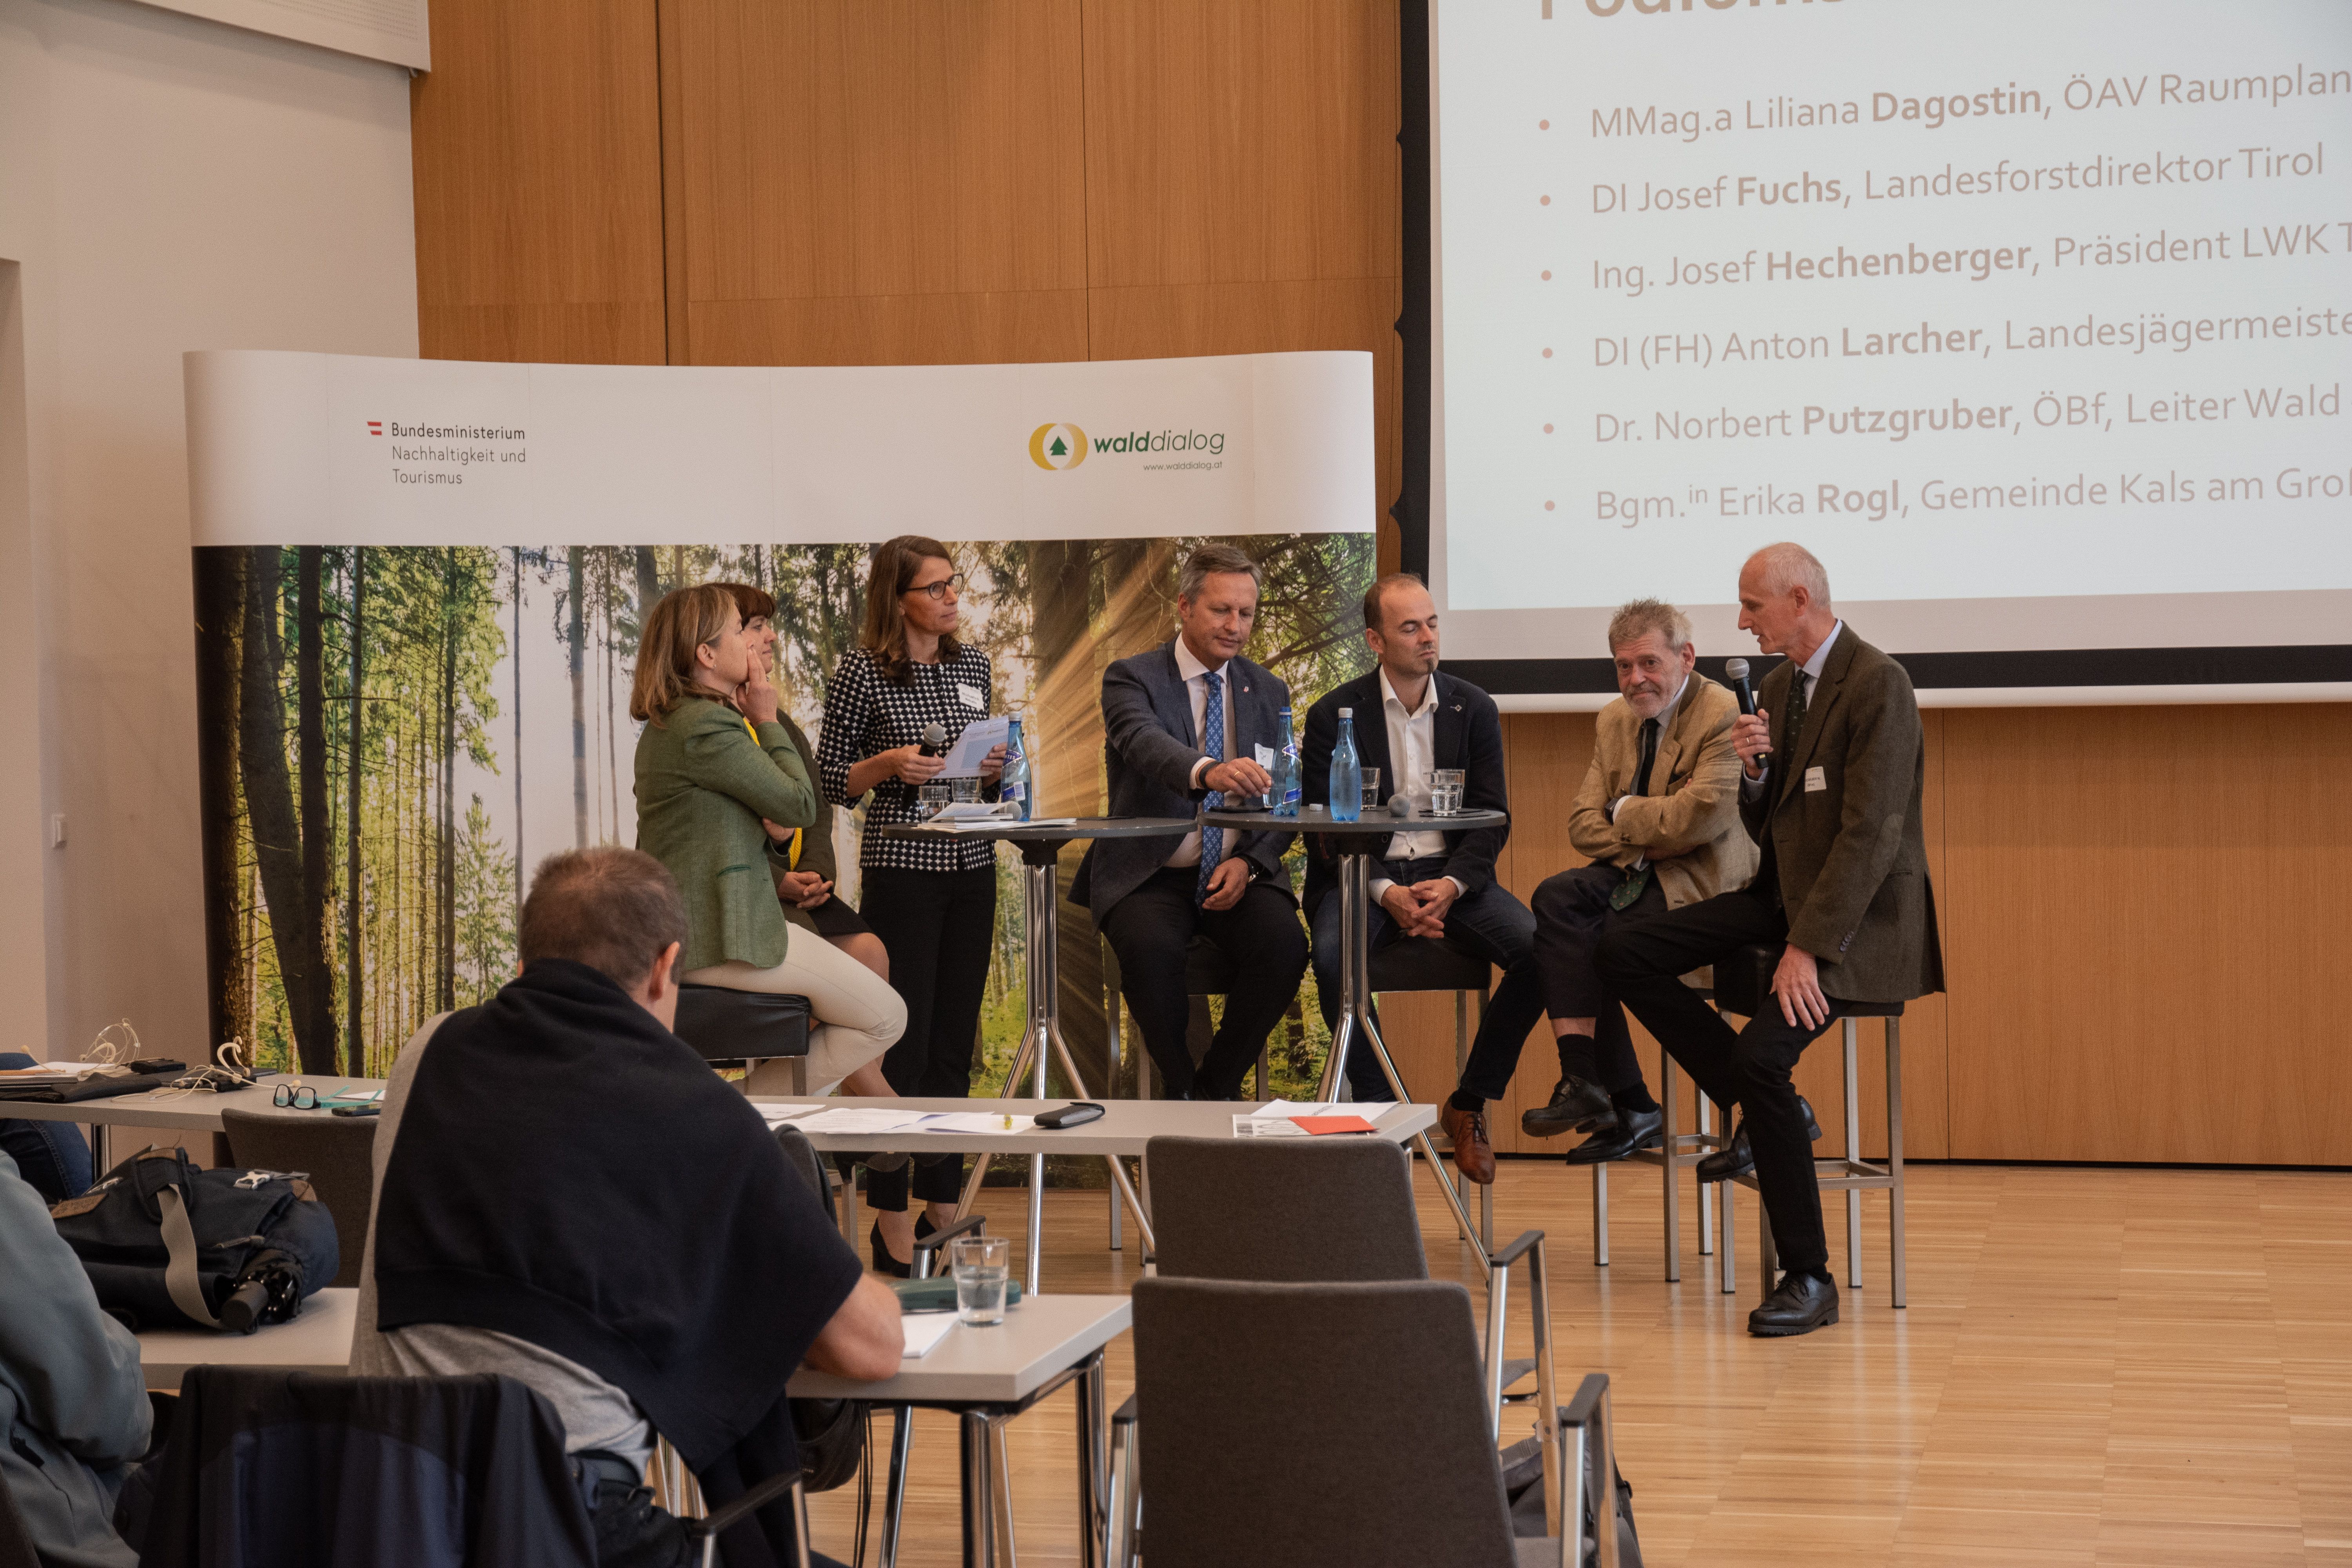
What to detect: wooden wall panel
<box><xmin>410</xmin><ymin>0</ymin><xmax>666</xmax><ymax>365</ymax></box>
<box><xmin>1942</xmin><ymin>703</ymin><xmax>2352</xmax><ymax>1165</ymax></box>
<box><xmin>675</xmin><ymin>0</ymin><xmax>1089</xmax><ymax>366</ymax></box>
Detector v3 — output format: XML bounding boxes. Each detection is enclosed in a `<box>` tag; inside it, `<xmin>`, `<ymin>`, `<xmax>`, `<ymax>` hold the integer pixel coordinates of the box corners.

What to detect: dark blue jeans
<box><xmin>0</xmin><ymin>1053</ymin><xmax>94</xmax><ymax>1202</ymax></box>
<box><xmin>1309</xmin><ymin>858</ymin><xmax>1549</xmax><ymax>1102</ymax></box>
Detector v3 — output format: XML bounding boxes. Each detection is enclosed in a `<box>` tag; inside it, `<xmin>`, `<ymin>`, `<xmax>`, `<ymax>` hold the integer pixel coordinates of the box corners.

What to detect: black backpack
<box><xmin>50</xmin><ymin>1146</ymin><xmax>339</xmax><ymax>1334</ymax></box>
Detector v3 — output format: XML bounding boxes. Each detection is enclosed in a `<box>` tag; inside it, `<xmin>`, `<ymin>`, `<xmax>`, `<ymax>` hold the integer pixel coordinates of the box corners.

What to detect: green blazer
<box><xmin>634</xmin><ymin>695</ymin><xmax>818</xmax><ymax>973</ymax></box>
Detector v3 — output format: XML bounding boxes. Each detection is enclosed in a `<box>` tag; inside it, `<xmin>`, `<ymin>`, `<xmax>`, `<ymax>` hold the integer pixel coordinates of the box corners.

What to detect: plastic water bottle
<box><xmin>1001</xmin><ymin>715</ymin><xmax>1031</xmax><ymax>821</ymax></box>
<box><xmin>1273</xmin><ymin>707</ymin><xmax>1302</xmax><ymax>818</ymax></box>
<box><xmin>1329</xmin><ymin>708</ymin><xmax>1362</xmax><ymax>823</ymax></box>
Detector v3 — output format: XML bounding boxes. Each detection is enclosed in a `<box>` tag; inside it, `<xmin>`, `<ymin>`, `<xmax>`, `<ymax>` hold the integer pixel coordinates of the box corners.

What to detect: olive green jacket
<box><xmin>634</xmin><ymin>695</ymin><xmax>817</xmax><ymax>972</ymax></box>
<box><xmin>768</xmin><ymin>710</ymin><xmax>838</xmax><ymax>935</ymax></box>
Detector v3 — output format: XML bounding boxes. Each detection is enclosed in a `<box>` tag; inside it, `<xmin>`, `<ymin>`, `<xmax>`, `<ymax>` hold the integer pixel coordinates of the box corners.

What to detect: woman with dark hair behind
<box><xmin>631</xmin><ymin>584</ymin><xmax>906</xmax><ymax>1096</ymax></box>
<box><xmin>816</xmin><ymin>537</ymin><xmax>1004</xmax><ymax>1274</ymax></box>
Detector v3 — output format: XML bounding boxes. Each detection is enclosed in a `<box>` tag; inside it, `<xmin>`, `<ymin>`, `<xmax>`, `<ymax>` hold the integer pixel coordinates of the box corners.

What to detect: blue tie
<box><xmin>1196</xmin><ymin>672</ymin><xmax>1225</xmax><ymax>906</ymax></box>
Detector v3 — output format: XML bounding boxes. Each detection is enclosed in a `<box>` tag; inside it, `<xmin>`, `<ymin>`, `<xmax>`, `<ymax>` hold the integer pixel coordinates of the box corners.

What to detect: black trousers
<box><xmin>859</xmin><ymin>865</ymin><xmax>997</xmax><ymax>1208</ymax></box>
<box><xmin>1528</xmin><ymin>864</ymin><xmax>1663</xmax><ymax>1096</ymax></box>
<box><xmin>1100</xmin><ymin>866</ymin><xmax>1310</xmax><ymax>1099</ymax></box>
<box><xmin>1595</xmin><ymin>887</ymin><xmax>1838</xmax><ymax>1276</ymax></box>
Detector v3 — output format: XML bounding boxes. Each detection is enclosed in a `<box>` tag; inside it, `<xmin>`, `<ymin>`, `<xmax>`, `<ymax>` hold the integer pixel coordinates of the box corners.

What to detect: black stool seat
<box><xmin>1715</xmin><ymin>942</ymin><xmax>1905</xmax><ymax>1022</ymax></box>
<box><xmin>671</xmin><ymin>983</ymin><xmax>812</xmax><ymax>1064</ymax></box>
<box><xmin>1369</xmin><ymin>937</ymin><xmax>1489</xmax><ymax>994</ymax></box>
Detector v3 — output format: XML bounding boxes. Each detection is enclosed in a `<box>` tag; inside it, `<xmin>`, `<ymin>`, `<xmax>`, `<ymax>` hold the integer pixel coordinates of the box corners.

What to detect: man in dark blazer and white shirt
<box><xmin>1072</xmin><ymin>544</ymin><xmax>1308</xmax><ymax>1100</ymax></box>
<box><xmin>1299</xmin><ymin>574</ymin><xmax>1544</xmax><ymax>1183</ymax></box>
<box><xmin>1599</xmin><ymin>543</ymin><xmax>1943</xmax><ymax>1338</ymax></box>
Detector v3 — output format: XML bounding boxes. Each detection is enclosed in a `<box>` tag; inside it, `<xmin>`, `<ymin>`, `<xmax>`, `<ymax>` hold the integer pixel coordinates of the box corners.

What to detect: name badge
<box><xmin>956</xmin><ymin>682</ymin><xmax>986</xmax><ymax>711</ymax></box>
<box><xmin>1804</xmin><ymin>766</ymin><xmax>1828</xmax><ymax>793</ymax></box>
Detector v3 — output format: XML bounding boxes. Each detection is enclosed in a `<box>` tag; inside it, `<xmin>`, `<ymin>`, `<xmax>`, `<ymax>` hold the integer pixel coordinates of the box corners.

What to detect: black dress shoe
<box><xmin>1520</xmin><ymin>1075</ymin><xmax>1618</xmax><ymax>1138</ymax></box>
<box><xmin>868</xmin><ymin>1220</ymin><xmax>912</xmax><ymax>1279</ymax></box>
<box><xmin>1560</xmin><ymin>1105</ymin><xmax>1664</xmax><ymax>1165</ymax></box>
<box><xmin>1748</xmin><ymin>1271</ymin><xmax>1839</xmax><ymax>1337</ymax></box>
<box><xmin>1694</xmin><ymin>1096</ymin><xmax>1823</xmax><ymax>1182</ymax></box>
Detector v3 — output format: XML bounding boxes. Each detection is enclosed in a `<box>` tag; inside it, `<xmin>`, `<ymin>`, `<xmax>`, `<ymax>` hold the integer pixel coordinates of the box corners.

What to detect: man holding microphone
<box><xmin>1597</xmin><ymin>543</ymin><xmax>1942</xmax><ymax>1337</ymax></box>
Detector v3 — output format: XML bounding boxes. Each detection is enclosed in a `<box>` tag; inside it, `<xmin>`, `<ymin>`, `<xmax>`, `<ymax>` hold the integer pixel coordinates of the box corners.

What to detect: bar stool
<box><xmin>1714</xmin><ymin>943</ymin><xmax>1907</xmax><ymax>1308</ymax></box>
<box><xmin>1592</xmin><ymin>1045</ymin><xmax>1738</xmax><ymax>1287</ymax></box>
<box><xmin>1365</xmin><ymin>936</ymin><xmax>1496</xmax><ymax>1248</ymax></box>
<box><xmin>670</xmin><ymin>984</ymin><xmax>813</xmax><ymax>1093</ymax></box>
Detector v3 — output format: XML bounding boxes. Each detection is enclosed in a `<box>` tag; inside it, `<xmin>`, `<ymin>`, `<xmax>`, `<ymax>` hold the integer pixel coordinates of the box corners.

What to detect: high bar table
<box><xmin>876</xmin><ymin>815</ymin><xmax>1192</xmax><ymax>1294</ymax></box>
<box><xmin>1201</xmin><ymin>803</ymin><xmax>1508</xmax><ymax>1252</ymax></box>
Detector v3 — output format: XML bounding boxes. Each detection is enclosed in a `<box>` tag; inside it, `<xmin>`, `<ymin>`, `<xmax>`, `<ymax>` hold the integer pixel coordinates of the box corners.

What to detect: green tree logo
<box><xmin>1027</xmin><ymin>422</ymin><xmax>1089</xmax><ymax>471</ymax></box>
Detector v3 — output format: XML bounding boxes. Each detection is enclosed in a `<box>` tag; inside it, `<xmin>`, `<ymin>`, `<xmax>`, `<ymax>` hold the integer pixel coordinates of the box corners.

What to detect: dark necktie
<box><xmin>1631</xmin><ymin>717</ymin><xmax>1661</xmax><ymax>798</ymax></box>
<box><xmin>1782</xmin><ymin>670</ymin><xmax>1810</xmax><ymax>768</ymax></box>
<box><xmin>1196</xmin><ymin>672</ymin><xmax>1225</xmax><ymax>906</ymax></box>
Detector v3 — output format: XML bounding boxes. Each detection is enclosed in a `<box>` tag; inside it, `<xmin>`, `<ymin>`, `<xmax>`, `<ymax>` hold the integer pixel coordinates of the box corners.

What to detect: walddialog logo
<box><xmin>1029</xmin><ymin>422</ymin><xmax>1089</xmax><ymax>470</ymax></box>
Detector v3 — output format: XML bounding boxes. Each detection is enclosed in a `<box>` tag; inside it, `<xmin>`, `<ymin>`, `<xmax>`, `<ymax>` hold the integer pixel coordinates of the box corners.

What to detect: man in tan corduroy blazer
<box><xmin>1520</xmin><ymin>601</ymin><xmax>1757</xmax><ymax>1164</ymax></box>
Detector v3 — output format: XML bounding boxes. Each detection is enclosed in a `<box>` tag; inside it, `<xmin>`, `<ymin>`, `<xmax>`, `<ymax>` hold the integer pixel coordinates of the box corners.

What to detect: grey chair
<box><xmin>218</xmin><ymin>1107</ymin><xmax>377</xmax><ymax>1289</ymax></box>
<box><xmin>1142</xmin><ymin>1135</ymin><xmax>1547</xmax><ymax>1432</ymax></box>
<box><xmin>1117</xmin><ymin>1277</ymin><xmax>1619</xmax><ymax>1567</ymax></box>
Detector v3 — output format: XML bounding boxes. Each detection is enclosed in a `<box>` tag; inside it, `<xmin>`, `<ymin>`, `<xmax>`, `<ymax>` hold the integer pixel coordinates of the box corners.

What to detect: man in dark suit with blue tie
<box><xmin>1298</xmin><ymin>575</ymin><xmax>1544</xmax><ymax>1184</ymax></box>
<box><xmin>1072</xmin><ymin>544</ymin><xmax>1309</xmax><ymax>1100</ymax></box>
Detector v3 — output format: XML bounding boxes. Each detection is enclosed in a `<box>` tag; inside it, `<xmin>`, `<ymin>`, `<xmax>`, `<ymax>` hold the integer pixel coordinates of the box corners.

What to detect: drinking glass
<box><xmin>1360</xmin><ymin>766</ymin><xmax>1382</xmax><ymax>812</ymax></box>
<box><xmin>952</xmin><ymin>1236</ymin><xmax>1011</xmax><ymax>1326</ymax></box>
<box><xmin>916</xmin><ymin>782</ymin><xmax>951</xmax><ymax>820</ymax></box>
<box><xmin>949</xmin><ymin>776</ymin><xmax>983</xmax><ymax>805</ymax></box>
<box><xmin>1428</xmin><ymin>768</ymin><xmax>1466</xmax><ymax>816</ymax></box>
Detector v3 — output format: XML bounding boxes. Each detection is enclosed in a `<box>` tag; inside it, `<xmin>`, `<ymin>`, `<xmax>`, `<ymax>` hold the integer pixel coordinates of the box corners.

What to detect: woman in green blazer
<box><xmin>631</xmin><ymin>584</ymin><xmax>906</xmax><ymax>1093</ymax></box>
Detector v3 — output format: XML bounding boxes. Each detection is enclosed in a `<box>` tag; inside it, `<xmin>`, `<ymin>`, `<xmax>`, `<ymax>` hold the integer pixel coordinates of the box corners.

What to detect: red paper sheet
<box><xmin>1290</xmin><ymin>1114</ymin><xmax>1376</xmax><ymax>1136</ymax></box>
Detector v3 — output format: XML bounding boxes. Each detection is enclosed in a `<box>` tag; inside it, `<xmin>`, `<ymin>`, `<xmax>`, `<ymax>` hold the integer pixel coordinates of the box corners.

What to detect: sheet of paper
<box><xmin>1249</xmin><ymin>1100</ymin><xmax>1397</xmax><ymax>1121</ymax></box>
<box><xmin>941</xmin><ymin>715</ymin><xmax>1009</xmax><ymax>775</ymax></box>
<box><xmin>794</xmin><ymin>1108</ymin><xmax>927</xmax><ymax>1135</ymax></box>
<box><xmin>899</xmin><ymin>1312</ymin><xmax>959</xmax><ymax>1359</ymax></box>
<box><xmin>755</xmin><ymin>1103</ymin><xmax>821</xmax><ymax>1124</ymax></box>
<box><xmin>1232</xmin><ymin>1115</ymin><xmax>1309</xmax><ymax>1138</ymax></box>
<box><xmin>910</xmin><ymin>1112</ymin><xmax>1037</xmax><ymax>1135</ymax></box>
<box><xmin>322</xmin><ymin>1087</ymin><xmax>384</xmax><ymax>1103</ymax></box>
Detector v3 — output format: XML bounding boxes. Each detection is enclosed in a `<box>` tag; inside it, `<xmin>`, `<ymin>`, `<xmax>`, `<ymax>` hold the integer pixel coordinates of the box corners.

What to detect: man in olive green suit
<box><xmin>1598</xmin><ymin>543</ymin><xmax>1942</xmax><ymax>1338</ymax></box>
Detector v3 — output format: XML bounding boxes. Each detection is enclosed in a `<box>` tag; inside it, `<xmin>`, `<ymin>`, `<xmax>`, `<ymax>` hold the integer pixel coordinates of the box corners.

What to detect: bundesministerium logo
<box><xmin>1029</xmin><ymin>423</ymin><xmax>1089</xmax><ymax>470</ymax></box>
<box><xmin>1029</xmin><ymin>421</ymin><xmax>1227</xmax><ymax>471</ymax></box>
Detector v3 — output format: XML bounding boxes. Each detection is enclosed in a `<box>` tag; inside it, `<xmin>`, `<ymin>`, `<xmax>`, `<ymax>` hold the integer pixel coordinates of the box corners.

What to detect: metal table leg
<box><xmin>957</xmin><ymin>853</ymin><xmax>1158</xmax><ymax>1289</ymax></box>
<box><xmin>881</xmin><ymin>1407</ymin><xmax>915</xmax><ymax>1567</ymax></box>
<box><xmin>1075</xmin><ymin>1353</ymin><xmax>1107</xmax><ymax>1568</ymax></box>
<box><xmin>960</xmin><ymin>1410</ymin><xmax>996</xmax><ymax>1568</ymax></box>
<box><xmin>1317</xmin><ymin>851</ymin><xmax>1483</xmax><ymax>1252</ymax></box>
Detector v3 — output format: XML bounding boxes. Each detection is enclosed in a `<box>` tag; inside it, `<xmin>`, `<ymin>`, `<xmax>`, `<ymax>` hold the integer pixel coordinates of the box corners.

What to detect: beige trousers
<box><xmin>685</xmin><ymin>929</ymin><xmax>906</xmax><ymax>1094</ymax></box>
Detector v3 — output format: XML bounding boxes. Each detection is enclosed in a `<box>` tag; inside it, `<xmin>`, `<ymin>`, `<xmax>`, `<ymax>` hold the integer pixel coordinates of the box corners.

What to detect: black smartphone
<box><xmin>330</xmin><ymin>1105</ymin><xmax>381</xmax><ymax>1118</ymax></box>
<box><xmin>1033</xmin><ymin>1102</ymin><xmax>1104</xmax><ymax>1130</ymax></box>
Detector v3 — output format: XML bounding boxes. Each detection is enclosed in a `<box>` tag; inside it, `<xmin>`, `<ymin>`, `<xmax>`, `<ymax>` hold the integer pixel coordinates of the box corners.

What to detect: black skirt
<box><xmin>799</xmin><ymin>896</ymin><xmax>872</xmax><ymax>940</ymax></box>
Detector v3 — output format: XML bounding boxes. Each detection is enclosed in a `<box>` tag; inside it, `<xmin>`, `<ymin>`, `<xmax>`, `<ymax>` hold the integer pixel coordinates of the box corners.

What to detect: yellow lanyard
<box><xmin>744</xmin><ymin>714</ymin><xmax>803</xmax><ymax>869</ymax></box>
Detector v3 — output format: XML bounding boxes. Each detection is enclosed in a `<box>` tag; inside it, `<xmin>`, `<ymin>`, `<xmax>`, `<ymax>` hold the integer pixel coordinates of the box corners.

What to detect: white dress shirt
<box><xmin>1742</xmin><ymin>619</ymin><xmax>1842</xmax><ymax>800</ymax></box>
<box><xmin>1370</xmin><ymin>667</ymin><xmax>1463</xmax><ymax>903</ymax></box>
<box><xmin>1164</xmin><ymin>636</ymin><xmax>1237</xmax><ymax>870</ymax></box>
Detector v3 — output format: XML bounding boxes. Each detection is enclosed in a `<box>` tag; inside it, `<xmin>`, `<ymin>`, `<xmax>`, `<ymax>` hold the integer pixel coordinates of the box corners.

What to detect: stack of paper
<box><xmin>0</xmin><ymin>1062</ymin><xmax>114</xmax><ymax>1087</ymax></box>
<box><xmin>909</xmin><ymin>1112</ymin><xmax>1037</xmax><ymax>1135</ymax></box>
<box><xmin>899</xmin><ymin>1312</ymin><xmax>958</xmax><ymax>1359</ymax></box>
<box><xmin>793</xmin><ymin>1108</ymin><xmax>927</xmax><ymax>1135</ymax></box>
<box><xmin>1248</xmin><ymin>1101</ymin><xmax>1399</xmax><ymax>1122</ymax></box>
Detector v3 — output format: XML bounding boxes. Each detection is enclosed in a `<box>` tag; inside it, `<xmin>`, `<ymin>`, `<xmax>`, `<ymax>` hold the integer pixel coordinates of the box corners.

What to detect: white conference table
<box><xmin>756</xmin><ymin>1094</ymin><xmax>1438</xmax><ymax>1291</ymax></box>
<box><xmin>137</xmin><ymin>1285</ymin><xmax>360</xmax><ymax>1391</ymax></box>
<box><xmin>793</xmin><ymin>1293</ymin><xmax>1131</xmax><ymax>1568</ymax></box>
<box><xmin>0</xmin><ymin>1076</ymin><xmax>384</xmax><ymax>1168</ymax></box>
<box><xmin>132</xmin><ymin>1281</ymin><xmax>1124</xmax><ymax>1568</ymax></box>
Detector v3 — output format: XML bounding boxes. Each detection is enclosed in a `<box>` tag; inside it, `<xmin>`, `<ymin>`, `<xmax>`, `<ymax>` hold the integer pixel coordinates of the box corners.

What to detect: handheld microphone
<box><xmin>1724</xmin><ymin>657</ymin><xmax>1768</xmax><ymax>764</ymax></box>
<box><xmin>917</xmin><ymin>722</ymin><xmax>948</xmax><ymax>758</ymax></box>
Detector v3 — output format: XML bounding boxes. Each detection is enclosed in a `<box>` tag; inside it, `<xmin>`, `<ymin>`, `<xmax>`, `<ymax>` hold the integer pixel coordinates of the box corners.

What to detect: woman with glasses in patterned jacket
<box><xmin>818</xmin><ymin>537</ymin><xmax>1004</xmax><ymax>1274</ymax></box>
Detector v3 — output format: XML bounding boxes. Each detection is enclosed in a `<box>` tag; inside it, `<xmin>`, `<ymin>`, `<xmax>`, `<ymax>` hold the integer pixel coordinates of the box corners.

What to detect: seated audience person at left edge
<box><xmin>353</xmin><ymin>847</ymin><xmax>903</xmax><ymax>1568</ymax></box>
<box><xmin>632</xmin><ymin>583</ymin><xmax>907</xmax><ymax>1096</ymax></box>
<box><xmin>1072</xmin><ymin>543</ymin><xmax>1309</xmax><ymax>1100</ymax></box>
<box><xmin>1</xmin><ymin>1149</ymin><xmax>152</xmax><ymax>1568</ymax></box>
<box><xmin>0</xmin><ymin>1052</ymin><xmax>93</xmax><ymax>1202</ymax></box>
<box><xmin>1298</xmin><ymin>573</ymin><xmax>1543</xmax><ymax>1181</ymax></box>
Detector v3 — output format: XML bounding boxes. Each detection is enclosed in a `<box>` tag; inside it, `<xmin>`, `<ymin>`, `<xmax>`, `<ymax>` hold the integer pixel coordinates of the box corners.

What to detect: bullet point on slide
<box><xmin>1544</xmin><ymin>501</ymin><xmax>1556</xmax><ymax>511</ymax></box>
<box><xmin>1539</xmin><ymin>194</ymin><xmax>1550</xmax><ymax>205</ymax></box>
<box><xmin>1541</xmin><ymin>348</ymin><xmax>1553</xmax><ymax>358</ymax></box>
<box><xmin>1541</xmin><ymin>270</ymin><xmax>1552</xmax><ymax>280</ymax></box>
<box><xmin>1543</xmin><ymin>424</ymin><xmax>1554</xmax><ymax>434</ymax></box>
<box><xmin>1539</xmin><ymin>119</ymin><xmax>1550</xmax><ymax>130</ymax></box>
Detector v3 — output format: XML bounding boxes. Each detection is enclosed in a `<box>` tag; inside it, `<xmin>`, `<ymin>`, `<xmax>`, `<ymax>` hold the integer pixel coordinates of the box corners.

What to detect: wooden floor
<box><xmin>808</xmin><ymin>1158</ymin><xmax>2352</xmax><ymax>1566</ymax></box>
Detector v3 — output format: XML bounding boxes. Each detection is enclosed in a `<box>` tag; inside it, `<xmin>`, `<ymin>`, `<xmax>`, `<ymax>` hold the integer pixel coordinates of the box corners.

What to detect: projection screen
<box><xmin>1407</xmin><ymin>0</ymin><xmax>2352</xmax><ymax>705</ymax></box>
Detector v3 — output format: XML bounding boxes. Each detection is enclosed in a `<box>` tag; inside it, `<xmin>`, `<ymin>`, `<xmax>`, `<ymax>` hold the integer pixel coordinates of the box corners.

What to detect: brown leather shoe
<box><xmin>1439</xmin><ymin>1101</ymin><xmax>1497</xmax><ymax>1185</ymax></box>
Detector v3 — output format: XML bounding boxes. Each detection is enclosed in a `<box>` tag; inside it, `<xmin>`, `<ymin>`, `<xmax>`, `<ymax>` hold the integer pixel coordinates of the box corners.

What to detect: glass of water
<box><xmin>1428</xmin><ymin>768</ymin><xmax>1466</xmax><ymax>816</ymax></box>
<box><xmin>916</xmin><ymin>781</ymin><xmax>951</xmax><ymax>820</ymax></box>
<box><xmin>952</xmin><ymin>1236</ymin><xmax>1011</xmax><ymax>1326</ymax></box>
<box><xmin>949</xmin><ymin>776</ymin><xmax>983</xmax><ymax>805</ymax></box>
<box><xmin>1360</xmin><ymin>766</ymin><xmax>1382</xmax><ymax>813</ymax></box>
